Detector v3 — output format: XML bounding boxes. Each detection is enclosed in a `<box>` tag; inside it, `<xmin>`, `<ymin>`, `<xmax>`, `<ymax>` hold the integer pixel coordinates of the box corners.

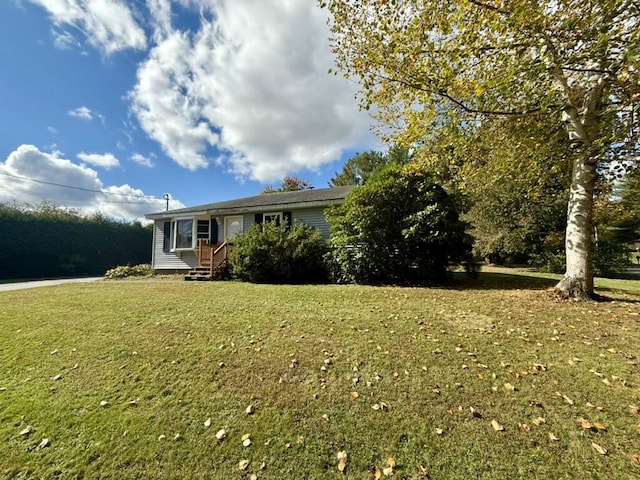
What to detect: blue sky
<box><xmin>0</xmin><ymin>0</ymin><xmax>377</xmax><ymax>222</ymax></box>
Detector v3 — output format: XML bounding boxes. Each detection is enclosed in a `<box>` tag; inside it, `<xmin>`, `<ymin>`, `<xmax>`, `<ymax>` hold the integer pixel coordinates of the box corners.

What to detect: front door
<box><xmin>224</xmin><ymin>216</ymin><xmax>243</xmax><ymax>242</ymax></box>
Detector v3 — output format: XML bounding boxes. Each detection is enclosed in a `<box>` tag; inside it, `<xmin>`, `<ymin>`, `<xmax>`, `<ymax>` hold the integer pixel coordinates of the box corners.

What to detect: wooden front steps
<box><xmin>184</xmin><ymin>241</ymin><xmax>229</xmax><ymax>281</ymax></box>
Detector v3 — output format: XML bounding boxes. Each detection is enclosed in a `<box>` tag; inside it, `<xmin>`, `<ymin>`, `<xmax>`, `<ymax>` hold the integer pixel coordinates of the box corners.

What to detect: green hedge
<box><xmin>0</xmin><ymin>204</ymin><xmax>151</xmax><ymax>279</ymax></box>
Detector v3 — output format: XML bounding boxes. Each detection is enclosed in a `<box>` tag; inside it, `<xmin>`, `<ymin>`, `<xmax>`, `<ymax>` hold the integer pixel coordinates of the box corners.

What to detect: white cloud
<box><xmin>77</xmin><ymin>152</ymin><xmax>120</xmax><ymax>169</ymax></box>
<box><xmin>28</xmin><ymin>0</ymin><xmax>147</xmax><ymax>54</ymax></box>
<box><xmin>68</xmin><ymin>106</ymin><xmax>93</xmax><ymax>120</ymax></box>
<box><xmin>0</xmin><ymin>145</ymin><xmax>183</xmax><ymax>222</ymax></box>
<box><xmin>131</xmin><ymin>153</ymin><xmax>155</xmax><ymax>168</ymax></box>
<box><xmin>130</xmin><ymin>0</ymin><xmax>374</xmax><ymax>182</ymax></box>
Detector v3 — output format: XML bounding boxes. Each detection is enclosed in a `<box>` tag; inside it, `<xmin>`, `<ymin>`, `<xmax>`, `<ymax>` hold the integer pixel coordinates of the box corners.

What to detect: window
<box><xmin>263</xmin><ymin>212</ymin><xmax>281</xmax><ymax>226</ymax></box>
<box><xmin>196</xmin><ymin>219</ymin><xmax>210</xmax><ymax>242</ymax></box>
<box><xmin>173</xmin><ymin>219</ymin><xmax>193</xmax><ymax>249</ymax></box>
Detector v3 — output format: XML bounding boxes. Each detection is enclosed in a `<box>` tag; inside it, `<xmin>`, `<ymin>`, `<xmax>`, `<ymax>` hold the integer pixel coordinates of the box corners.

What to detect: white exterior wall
<box><xmin>151</xmin><ymin>221</ymin><xmax>198</xmax><ymax>271</ymax></box>
<box><xmin>292</xmin><ymin>208</ymin><xmax>332</xmax><ymax>239</ymax></box>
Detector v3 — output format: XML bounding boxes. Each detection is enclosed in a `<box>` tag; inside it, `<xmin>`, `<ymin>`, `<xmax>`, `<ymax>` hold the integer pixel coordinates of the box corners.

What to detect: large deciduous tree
<box><xmin>323</xmin><ymin>0</ymin><xmax>639</xmax><ymax>299</ymax></box>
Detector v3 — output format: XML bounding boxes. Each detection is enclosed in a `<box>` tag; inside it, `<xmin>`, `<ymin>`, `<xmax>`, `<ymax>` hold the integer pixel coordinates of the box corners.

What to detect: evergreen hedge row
<box><xmin>0</xmin><ymin>204</ymin><xmax>151</xmax><ymax>279</ymax></box>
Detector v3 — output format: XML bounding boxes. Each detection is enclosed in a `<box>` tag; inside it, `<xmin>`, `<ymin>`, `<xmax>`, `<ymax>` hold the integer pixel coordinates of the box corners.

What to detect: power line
<box><xmin>0</xmin><ymin>171</ymin><xmax>162</xmax><ymax>200</ymax></box>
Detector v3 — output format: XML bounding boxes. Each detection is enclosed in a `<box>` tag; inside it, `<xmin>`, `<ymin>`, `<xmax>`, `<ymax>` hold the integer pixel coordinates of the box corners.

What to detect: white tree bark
<box><xmin>554</xmin><ymin>154</ymin><xmax>596</xmax><ymax>299</ymax></box>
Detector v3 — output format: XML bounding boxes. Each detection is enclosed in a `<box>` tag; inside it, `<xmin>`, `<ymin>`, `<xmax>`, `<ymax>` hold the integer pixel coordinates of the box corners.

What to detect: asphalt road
<box><xmin>0</xmin><ymin>277</ymin><xmax>103</xmax><ymax>292</ymax></box>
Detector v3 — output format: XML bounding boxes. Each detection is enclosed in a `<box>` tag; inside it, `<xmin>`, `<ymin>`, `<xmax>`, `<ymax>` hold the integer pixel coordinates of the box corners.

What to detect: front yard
<box><xmin>1</xmin><ymin>270</ymin><xmax>639</xmax><ymax>479</ymax></box>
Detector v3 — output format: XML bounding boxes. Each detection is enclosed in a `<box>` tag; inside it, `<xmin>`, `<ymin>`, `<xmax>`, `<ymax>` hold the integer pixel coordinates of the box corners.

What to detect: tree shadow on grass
<box><xmin>451</xmin><ymin>271</ymin><xmax>557</xmax><ymax>291</ymax></box>
<box><xmin>449</xmin><ymin>271</ymin><xmax>640</xmax><ymax>303</ymax></box>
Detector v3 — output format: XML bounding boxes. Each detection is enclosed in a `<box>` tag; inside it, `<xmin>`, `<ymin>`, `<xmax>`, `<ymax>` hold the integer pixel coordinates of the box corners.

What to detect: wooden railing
<box><xmin>197</xmin><ymin>240</ymin><xmax>228</xmax><ymax>278</ymax></box>
<box><xmin>211</xmin><ymin>242</ymin><xmax>228</xmax><ymax>277</ymax></box>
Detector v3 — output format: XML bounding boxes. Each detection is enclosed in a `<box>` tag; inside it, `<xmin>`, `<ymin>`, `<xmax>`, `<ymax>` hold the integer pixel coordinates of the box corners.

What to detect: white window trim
<box><xmin>171</xmin><ymin>218</ymin><xmax>195</xmax><ymax>251</ymax></box>
<box><xmin>263</xmin><ymin>212</ymin><xmax>282</xmax><ymax>224</ymax></box>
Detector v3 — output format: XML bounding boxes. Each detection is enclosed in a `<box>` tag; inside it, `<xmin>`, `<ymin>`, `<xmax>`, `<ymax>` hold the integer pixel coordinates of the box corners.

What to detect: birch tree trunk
<box><xmin>554</xmin><ymin>155</ymin><xmax>596</xmax><ymax>299</ymax></box>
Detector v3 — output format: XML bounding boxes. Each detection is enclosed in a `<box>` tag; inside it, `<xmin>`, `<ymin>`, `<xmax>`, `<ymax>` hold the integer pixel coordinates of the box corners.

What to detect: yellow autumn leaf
<box><xmin>532</xmin><ymin>417</ymin><xmax>546</xmax><ymax>426</ymax></box>
<box><xmin>491</xmin><ymin>420</ymin><xmax>505</xmax><ymax>431</ymax></box>
<box><xmin>592</xmin><ymin>442</ymin><xmax>608</xmax><ymax>455</ymax></box>
<box><xmin>350</xmin><ymin>391</ymin><xmax>360</xmax><ymax>399</ymax></box>
<box><xmin>579</xmin><ymin>418</ymin><xmax>593</xmax><ymax>429</ymax></box>
<box><xmin>549</xmin><ymin>432</ymin><xmax>559</xmax><ymax>441</ymax></box>
<box><xmin>337</xmin><ymin>451</ymin><xmax>347</xmax><ymax>473</ymax></box>
<box><xmin>371</xmin><ymin>465</ymin><xmax>382</xmax><ymax>480</ymax></box>
<box><xmin>593</xmin><ymin>422</ymin><xmax>607</xmax><ymax>431</ymax></box>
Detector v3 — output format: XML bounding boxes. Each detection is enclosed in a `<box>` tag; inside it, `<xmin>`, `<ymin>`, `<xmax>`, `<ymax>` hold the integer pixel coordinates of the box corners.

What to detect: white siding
<box><xmin>292</xmin><ymin>208</ymin><xmax>332</xmax><ymax>239</ymax></box>
<box><xmin>151</xmin><ymin>221</ymin><xmax>198</xmax><ymax>271</ymax></box>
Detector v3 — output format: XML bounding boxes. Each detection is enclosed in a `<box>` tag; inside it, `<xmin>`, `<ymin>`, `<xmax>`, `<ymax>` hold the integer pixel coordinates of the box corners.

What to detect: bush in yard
<box><xmin>325</xmin><ymin>162</ymin><xmax>474</xmax><ymax>285</ymax></box>
<box><xmin>104</xmin><ymin>264</ymin><xmax>154</xmax><ymax>279</ymax></box>
<box><xmin>229</xmin><ymin>222</ymin><xmax>328</xmax><ymax>284</ymax></box>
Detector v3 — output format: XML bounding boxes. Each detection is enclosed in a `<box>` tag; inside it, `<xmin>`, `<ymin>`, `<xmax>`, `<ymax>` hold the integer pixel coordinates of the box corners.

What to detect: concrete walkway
<box><xmin>0</xmin><ymin>277</ymin><xmax>103</xmax><ymax>292</ymax></box>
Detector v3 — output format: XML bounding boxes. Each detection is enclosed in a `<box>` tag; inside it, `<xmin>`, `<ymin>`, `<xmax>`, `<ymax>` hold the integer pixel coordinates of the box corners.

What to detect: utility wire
<box><xmin>0</xmin><ymin>171</ymin><xmax>162</xmax><ymax>200</ymax></box>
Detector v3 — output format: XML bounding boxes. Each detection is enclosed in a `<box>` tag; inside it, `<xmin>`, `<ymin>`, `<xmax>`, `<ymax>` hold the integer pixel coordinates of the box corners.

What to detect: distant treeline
<box><xmin>0</xmin><ymin>203</ymin><xmax>152</xmax><ymax>280</ymax></box>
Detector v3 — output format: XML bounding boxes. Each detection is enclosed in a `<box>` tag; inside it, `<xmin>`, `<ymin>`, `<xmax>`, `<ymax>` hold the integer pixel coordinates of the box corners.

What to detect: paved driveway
<box><xmin>0</xmin><ymin>277</ymin><xmax>103</xmax><ymax>292</ymax></box>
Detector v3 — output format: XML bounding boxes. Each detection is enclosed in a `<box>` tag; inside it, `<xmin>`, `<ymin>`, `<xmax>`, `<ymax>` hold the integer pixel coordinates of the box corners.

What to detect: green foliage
<box><xmin>261</xmin><ymin>176</ymin><xmax>313</xmax><ymax>193</ymax></box>
<box><xmin>329</xmin><ymin>145</ymin><xmax>412</xmax><ymax>187</ymax></box>
<box><xmin>0</xmin><ymin>203</ymin><xmax>151</xmax><ymax>280</ymax></box>
<box><xmin>532</xmin><ymin>237</ymin><xmax>629</xmax><ymax>277</ymax></box>
<box><xmin>104</xmin><ymin>264</ymin><xmax>154</xmax><ymax>279</ymax></box>
<box><xmin>326</xmin><ymin>162</ymin><xmax>473</xmax><ymax>284</ymax></box>
<box><xmin>229</xmin><ymin>222</ymin><xmax>328</xmax><ymax>283</ymax></box>
<box><xmin>324</xmin><ymin>0</ymin><xmax>640</xmax><ymax>297</ymax></box>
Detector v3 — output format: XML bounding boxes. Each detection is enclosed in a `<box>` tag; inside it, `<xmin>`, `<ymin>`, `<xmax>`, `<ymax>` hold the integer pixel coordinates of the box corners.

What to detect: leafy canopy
<box><xmin>329</xmin><ymin>145</ymin><xmax>412</xmax><ymax>187</ymax></box>
<box><xmin>326</xmin><ymin>161</ymin><xmax>473</xmax><ymax>284</ymax></box>
<box><xmin>262</xmin><ymin>176</ymin><xmax>313</xmax><ymax>194</ymax></box>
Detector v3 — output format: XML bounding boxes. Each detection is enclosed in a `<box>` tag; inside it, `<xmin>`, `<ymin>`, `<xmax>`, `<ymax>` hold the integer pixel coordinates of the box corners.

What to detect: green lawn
<box><xmin>1</xmin><ymin>270</ymin><xmax>639</xmax><ymax>479</ymax></box>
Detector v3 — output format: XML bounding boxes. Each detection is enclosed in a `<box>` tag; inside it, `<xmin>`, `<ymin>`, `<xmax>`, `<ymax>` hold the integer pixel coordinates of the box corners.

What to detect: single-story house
<box><xmin>145</xmin><ymin>186</ymin><xmax>354</xmax><ymax>278</ymax></box>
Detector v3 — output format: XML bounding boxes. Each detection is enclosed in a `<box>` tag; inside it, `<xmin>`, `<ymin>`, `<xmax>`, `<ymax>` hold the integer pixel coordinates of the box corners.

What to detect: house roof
<box><xmin>146</xmin><ymin>186</ymin><xmax>355</xmax><ymax>219</ymax></box>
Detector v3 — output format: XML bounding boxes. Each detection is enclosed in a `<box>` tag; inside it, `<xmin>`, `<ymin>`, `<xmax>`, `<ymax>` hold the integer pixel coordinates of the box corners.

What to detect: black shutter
<box><xmin>283</xmin><ymin>211</ymin><xmax>292</xmax><ymax>231</ymax></box>
<box><xmin>162</xmin><ymin>221</ymin><xmax>171</xmax><ymax>252</ymax></box>
<box><xmin>254</xmin><ymin>213</ymin><xmax>263</xmax><ymax>224</ymax></box>
<box><xmin>210</xmin><ymin>218</ymin><xmax>218</xmax><ymax>243</ymax></box>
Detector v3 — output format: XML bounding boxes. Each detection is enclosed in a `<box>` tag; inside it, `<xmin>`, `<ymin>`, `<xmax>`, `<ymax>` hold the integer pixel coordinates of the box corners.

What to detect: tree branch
<box><xmin>467</xmin><ymin>0</ymin><xmax>509</xmax><ymax>15</ymax></box>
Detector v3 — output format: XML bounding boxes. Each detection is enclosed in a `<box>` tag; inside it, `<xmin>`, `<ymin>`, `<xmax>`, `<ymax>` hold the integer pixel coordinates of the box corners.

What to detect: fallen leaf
<box><xmin>549</xmin><ymin>432</ymin><xmax>559</xmax><ymax>441</ymax></box>
<box><xmin>204</xmin><ymin>418</ymin><xmax>211</xmax><ymax>428</ymax></box>
<box><xmin>504</xmin><ymin>383</ymin><xmax>517</xmax><ymax>392</ymax></box>
<box><xmin>592</xmin><ymin>442</ymin><xmax>608</xmax><ymax>455</ymax></box>
<box><xmin>491</xmin><ymin>420</ymin><xmax>505</xmax><ymax>431</ymax></box>
<box><xmin>215</xmin><ymin>428</ymin><xmax>227</xmax><ymax>441</ymax></box>
<box><xmin>593</xmin><ymin>422</ymin><xmax>607</xmax><ymax>431</ymax></box>
<box><xmin>435</xmin><ymin>428</ymin><xmax>444</xmax><ymax>435</ymax></box>
<box><xmin>633</xmin><ymin>454</ymin><xmax>640</xmax><ymax>466</ymax></box>
<box><xmin>238</xmin><ymin>459</ymin><xmax>250</xmax><ymax>471</ymax></box>
<box><xmin>371</xmin><ymin>466</ymin><xmax>382</xmax><ymax>479</ymax></box>
<box><xmin>417</xmin><ymin>464</ymin><xmax>429</xmax><ymax>476</ymax></box>
<box><xmin>532</xmin><ymin>417</ymin><xmax>546</xmax><ymax>426</ymax></box>
<box><xmin>383</xmin><ymin>457</ymin><xmax>396</xmax><ymax>476</ymax></box>
<box><xmin>37</xmin><ymin>438</ymin><xmax>49</xmax><ymax>449</ymax></box>
<box><xmin>562</xmin><ymin>394</ymin><xmax>574</xmax><ymax>405</ymax></box>
<box><xmin>19</xmin><ymin>426</ymin><xmax>33</xmax><ymax>436</ymax></box>
<box><xmin>470</xmin><ymin>406</ymin><xmax>482</xmax><ymax>418</ymax></box>
<box><xmin>630</xmin><ymin>405</ymin><xmax>639</xmax><ymax>415</ymax></box>
<box><xmin>100</xmin><ymin>400</ymin><xmax>109</xmax><ymax>408</ymax></box>
<box><xmin>350</xmin><ymin>391</ymin><xmax>360</xmax><ymax>399</ymax></box>
<box><xmin>636</xmin><ymin>424</ymin><xmax>640</xmax><ymax>434</ymax></box>
<box><xmin>337</xmin><ymin>451</ymin><xmax>347</xmax><ymax>473</ymax></box>
<box><xmin>246</xmin><ymin>405</ymin><xmax>255</xmax><ymax>415</ymax></box>
<box><xmin>242</xmin><ymin>433</ymin><xmax>251</xmax><ymax>447</ymax></box>
<box><xmin>579</xmin><ymin>418</ymin><xmax>593</xmax><ymax>429</ymax></box>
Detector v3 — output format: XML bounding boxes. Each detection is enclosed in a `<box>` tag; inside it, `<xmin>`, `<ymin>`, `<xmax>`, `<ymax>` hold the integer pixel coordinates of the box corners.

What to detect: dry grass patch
<box><xmin>0</xmin><ymin>271</ymin><xmax>639</xmax><ymax>479</ymax></box>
